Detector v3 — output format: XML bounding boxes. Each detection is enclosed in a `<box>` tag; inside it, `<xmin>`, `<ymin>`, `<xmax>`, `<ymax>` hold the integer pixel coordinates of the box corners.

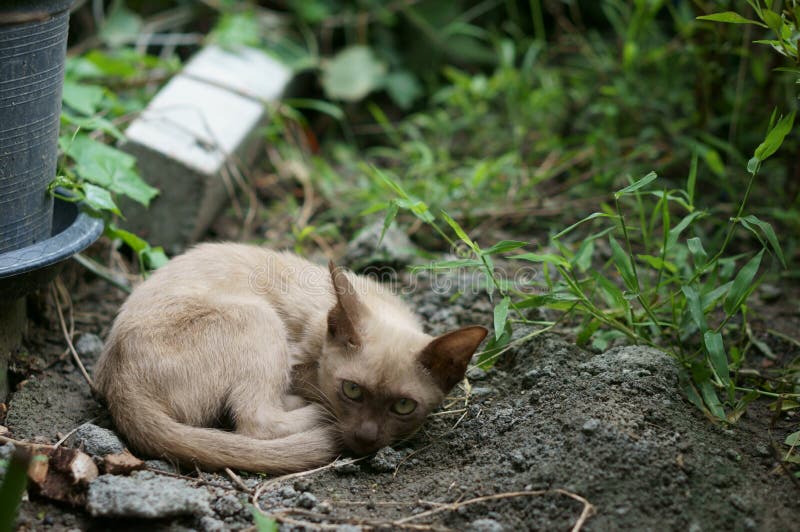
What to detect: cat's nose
<box><xmin>353</xmin><ymin>420</ymin><xmax>379</xmax><ymax>450</ymax></box>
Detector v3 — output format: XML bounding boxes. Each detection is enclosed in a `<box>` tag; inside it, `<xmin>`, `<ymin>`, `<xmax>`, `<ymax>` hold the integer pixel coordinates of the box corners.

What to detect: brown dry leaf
<box><xmin>28</xmin><ymin>447</ymin><xmax>99</xmax><ymax>506</ymax></box>
<box><xmin>103</xmin><ymin>450</ymin><xmax>146</xmax><ymax>475</ymax></box>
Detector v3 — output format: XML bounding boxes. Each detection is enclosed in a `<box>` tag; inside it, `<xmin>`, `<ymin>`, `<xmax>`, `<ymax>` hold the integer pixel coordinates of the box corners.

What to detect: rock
<box><xmin>332</xmin><ymin>458</ymin><xmax>360</xmax><ymax>475</ymax></box>
<box><xmin>582</xmin><ymin>418</ymin><xmax>601</xmax><ymax>434</ymax></box>
<box><xmin>344</xmin><ymin>221</ymin><xmax>418</xmax><ymax>270</ymax></box>
<box><xmin>74</xmin><ymin>424</ymin><xmax>126</xmax><ymax>456</ymax></box>
<box><xmin>144</xmin><ymin>459</ymin><xmax>178</xmax><ymax>474</ymax></box>
<box><xmin>86</xmin><ymin>471</ymin><xmax>211</xmax><ymax>518</ymax></box>
<box><xmin>75</xmin><ymin>334</ymin><xmax>104</xmax><ymax>360</ymax></box>
<box><xmin>199</xmin><ymin>516</ymin><xmax>227</xmax><ymax>531</ymax></box>
<box><xmin>471</xmin><ymin>386</ymin><xmax>495</xmax><ymax>398</ymax></box>
<box><xmin>468</xmin><ymin>518</ymin><xmax>505</xmax><ymax>531</ymax></box>
<box><xmin>212</xmin><ymin>493</ymin><xmax>243</xmax><ymax>517</ymax></box>
<box><xmin>370</xmin><ymin>447</ymin><xmax>405</xmax><ymax>472</ymax></box>
<box><xmin>296</xmin><ymin>492</ymin><xmax>317</xmax><ymax>509</ymax></box>
<box><xmin>466</xmin><ymin>366</ymin><xmax>487</xmax><ymax>381</ymax></box>
<box><xmin>581</xmin><ymin>346</ymin><xmax>677</xmax><ymax>379</ymax></box>
<box><xmin>317</xmin><ymin>501</ymin><xmax>332</xmax><ymax>514</ymax></box>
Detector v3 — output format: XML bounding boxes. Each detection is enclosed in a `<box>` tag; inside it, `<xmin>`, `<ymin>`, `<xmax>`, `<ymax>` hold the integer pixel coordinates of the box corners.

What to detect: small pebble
<box><xmin>75</xmin><ymin>333</ymin><xmax>104</xmax><ymax>359</ymax></box>
<box><xmin>582</xmin><ymin>418</ymin><xmax>601</xmax><ymax>434</ymax></box>
<box><xmin>296</xmin><ymin>492</ymin><xmax>317</xmax><ymax>509</ymax></box>
<box><xmin>468</xmin><ymin>518</ymin><xmax>504</xmax><ymax>531</ymax></box>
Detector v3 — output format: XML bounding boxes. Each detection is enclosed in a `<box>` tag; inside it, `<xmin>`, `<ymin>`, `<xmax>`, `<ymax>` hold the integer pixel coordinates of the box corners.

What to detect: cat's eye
<box><xmin>391</xmin><ymin>398</ymin><xmax>417</xmax><ymax>415</ymax></box>
<box><xmin>342</xmin><ymin>380</ymin><xmax>363</xmax><ymax>401</ymax></box>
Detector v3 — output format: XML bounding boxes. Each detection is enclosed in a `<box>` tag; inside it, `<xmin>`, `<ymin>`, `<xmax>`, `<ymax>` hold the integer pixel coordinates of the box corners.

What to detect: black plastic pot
<box><xmin>1</xmin><ymin>1</ymin><xmax>105</xmax><ymax>400</ymax></box>
<box><xmin>0</xmin><ymin>196</ymin><xmax>103</xmax><ymax>301</ymax></box>
<box><xmin>0</xmin><ymin>0</ymin><xmax>73</xmax><ymax>254</ymax></box>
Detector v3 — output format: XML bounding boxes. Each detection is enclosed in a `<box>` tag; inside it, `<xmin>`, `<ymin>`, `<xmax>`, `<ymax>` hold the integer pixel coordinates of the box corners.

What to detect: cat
<box><xmin>93</xmin><ymin>243</ymin><xmax>487</xmax><ymax>474</ymax></box>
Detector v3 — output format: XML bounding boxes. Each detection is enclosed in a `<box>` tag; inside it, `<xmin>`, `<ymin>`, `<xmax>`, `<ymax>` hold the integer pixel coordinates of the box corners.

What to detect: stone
<box><xmin>468</xmin><ymin>518</ymin><xmax>505</xmax><ymax>531</ymax></box>
<box><xmin>86</xmin><ymin>471</ymin><xmax>211</xmax><ymax>518</ymax></box>
<box><xmin>74</xmin><ymin>423</ymin><xmax>125</xmax><ymax>456</ymax></box>
<box><xmin>582</xmin><ymin>418</ymin><xmax>601</xmax><ymax>434</ymax></box>
<box><xmin>120</xmin><ymin>45</ymin><xmax>292</xmax><ymax>253</ymax></box>
<box><xmin>331</xmin><ymin>458</ymin><xmax>360</xmax><ymax>475</ymax></box>
<box><xmin>295</xmin><ymin>492</ymin><xmax>317</xmax><ymax>509</ymax></box>
<box><xmin>74</xmin><ymin>333</ymin><xmax>104</xmax><ymax>360</ymax></box>
<box><xmin>344</xmin><ymin>221</ymin><xmax>419</xmax><ymax>270</ymax></box>
<box><xmin>212</xmin><ymin>493</ymin><xmax>243</xmax><ymax>517</ymax></box>
<box><xmin>369</xmin><ymin>447</ymin><xmax>405</xmax><ymax>472</ymax></box>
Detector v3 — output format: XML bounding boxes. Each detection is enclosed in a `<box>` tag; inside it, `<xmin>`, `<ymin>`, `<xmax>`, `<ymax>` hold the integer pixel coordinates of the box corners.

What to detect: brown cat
<box><xmin>94</xmin><ymin>243</ymin><xmax>487</xmax><ymax>473</ymax></box>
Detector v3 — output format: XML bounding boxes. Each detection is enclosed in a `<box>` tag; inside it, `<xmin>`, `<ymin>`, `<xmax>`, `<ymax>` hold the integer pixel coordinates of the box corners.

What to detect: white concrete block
<box><xmin>119</xmin><ymin>46</ymin><xmax>292</xmax><ymax>252</ymax></box>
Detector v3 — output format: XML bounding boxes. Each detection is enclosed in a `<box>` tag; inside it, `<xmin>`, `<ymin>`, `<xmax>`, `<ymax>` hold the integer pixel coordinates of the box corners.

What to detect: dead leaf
<box><xmin>103</xmin><ymin>450</ymin><xmax>145</xmax><ymax>475</ymax></box>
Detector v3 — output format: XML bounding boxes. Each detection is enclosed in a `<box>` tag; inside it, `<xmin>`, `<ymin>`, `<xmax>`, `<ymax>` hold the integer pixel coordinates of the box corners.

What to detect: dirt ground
<box><xmin>3</xmin><ymin>254</ymin><xmax>800</xmax><ymax>531</ymax></box>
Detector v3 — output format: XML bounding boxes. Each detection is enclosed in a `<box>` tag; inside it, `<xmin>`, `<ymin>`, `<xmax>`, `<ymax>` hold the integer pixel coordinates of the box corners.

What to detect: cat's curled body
<box><xmin>94</xmin><ymin>243</ymin><xmax>487</xmax><ymax>473</ymax></box>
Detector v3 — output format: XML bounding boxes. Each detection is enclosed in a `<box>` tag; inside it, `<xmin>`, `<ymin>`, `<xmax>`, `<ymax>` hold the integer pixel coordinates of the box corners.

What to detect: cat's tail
<box><xmin>107</xmin><ymin>398</ymin><xmax>338</xmax><ymax>474</ymax></box>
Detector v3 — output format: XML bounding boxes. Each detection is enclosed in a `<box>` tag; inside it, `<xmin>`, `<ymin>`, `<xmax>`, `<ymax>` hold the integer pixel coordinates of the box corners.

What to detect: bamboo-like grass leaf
<box><xmin>696</xmin><ymin>12</ymin><xmax>767</xmax><ymax>27</ymax></box>
<box><xmin>510</xmin><ymin>253</ymin><xmax>571</xmax><ymax>269</ymax></box>
<box><xmin>609</xmin><ymin>236</ymin><xmax>637</xmax><ymax>291</ymax></box>
<box><xmin>614</xmin><ymin>171</ymin><xmax>657</xmax><ymax>199</ymax></box>
<box><xmin>481</xmin><ymin>240</ymin><xmax>528</xmax><ymax>256</ymax></box>
<box><xmin>739</xmin><ymin>215</ymin><xmax>786</xmax><ymax>268</ymax></box>
<box><xmin>723</xmin><ymin>250</ymin><xmax>764</xmax><ymax>316</ymax></box>
<box><xmin>681</xmin><ymin>285</ymin><xmax>708</xmax><ymax>332</ymax></box>
<box><xmin>493</xmin><ymin>296</ymin><xmax>511</xmax><ymax>341</ymax></box>
<box><xmin>703</xmin><ymin>331</ymin><xmax>730</xmax><ymax>387</ymax></box>
<box><xmin>378</xmin><ymin>200</ymin><xmax>399</xmax><ymax>245</ymax></box>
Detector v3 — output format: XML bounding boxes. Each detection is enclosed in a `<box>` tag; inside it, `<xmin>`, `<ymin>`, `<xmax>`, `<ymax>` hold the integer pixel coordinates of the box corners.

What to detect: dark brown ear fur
<box><xmin>327</xmin><ymin>261</ymin><xmax>364</xmax><ymax>348</ymax></box>
<box><xmin>418</xmin><ymin>325</ymin><xmax>488</xmax><ymax>392</ymax></box>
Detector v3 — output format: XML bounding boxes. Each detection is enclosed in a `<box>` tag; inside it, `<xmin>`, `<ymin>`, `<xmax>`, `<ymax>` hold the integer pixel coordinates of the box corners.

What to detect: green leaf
<box><xmin>573</xmin><ymin>239</ymin><xmax>594</xmax><ymax>272</ymax></box>
<box><xmin>283</xmin><ymin>98</ymin><xmax>344</xmax><ymax>121</ymax></box>
<box><xmin>106</xmin><ymin>224</ymin><xmax>148</xmax><ymax>253</ymax></box>
<box><xmin>322</xmin><ymin>46</ymin><xmax>386</xmax><ymax>101</ymax></box>
<box><xmin>723</xmin><ymin>250</ymin><xmax>764</xmax><ymax>315</ymax></box>
<box><xmin>636</xmin><ymin>254</ymin><xmax>677</xmax><ymax>274</ymax></box>
<box><xmin>378</xmin><ymin>201</ymin><xmax>399</xmax><ymax>246</ymax></box>
<box><xmin>481</xmin><ymin>240</ymin><xmax>528</xmax><ymax>256</ymax></box>
<box><xmin>753</xmin><ymin>111</ymin><xmax>796</xmax><ymax>164</ymax></box>
<box><xmin>493</xmin><ymin>296</ymin><xmax>511</xmax><ymax>341</ymax></box>
<box><xmin>61</xmin><ymin>135</ymin><xmax>158</xmax><ymax>206</ymax></box>
<box><xmin>614</xmin><ymin>171</ymin><xmax>657</xmax><ymax>199</ymax></box>
<box><xmin>142</xmin><ymin>247</ymin><xmax>169</xmax><ymax>270</ymax></box>
<box><xmin>410</xmin><ymin>259</ymin><xmax>483</xmax><ymax>271</ymax></box>
<box><xmin>208</xmin><ymin>10</ymin><xmax>261</xmax><ymax>48</ymax></box>
<box><xmin>440</xmin><ymin>211</ymin><xmax>476</xmax><ymax>251</ymax></box>
<box><xmin>82</xmin><ymin>183</ymin><xmax>120</xmax><ymax>215</ymax></box>
<box><xmin>703</xmin><ymin>331</ymin><xmax>730</xmax><ymax>386</ymax></box>
<box><xmin>786</xmin><ymin>431</ymin><xmax>800</xmax><ymax>447</ymax></box>
<box><xmin>682</xmin><ymin>285</ymin><xmax>708</xmax><ymax>332</ymax></box>
<box><xmin>552</xmin><ymin>212</ymin><xmax>615</xmax><ymax>240</ymax></box>
<box><xmin>666</xmin><ymin>211</ymin><xmax>705</xmax><ymax>250</ymax></box>
<box><xmin>739</xmin><ymin>215</ymin><xmax>787</xmax><ymax>268</ymax></box>
<box><xmin>686</xmin><ymin>237</ymin><xmax>707</xmax><ymax>267</ymax></box>
<box><xmin>0</xmin><ymin>451</ymin><xmax>30</xmax><ymax>532</ymax></box>
<box><xmin>696</xmin><ymin>12</ymin><xmax>766</xmax><ymax>27</ymax></box>
<box><xmin>698</xmin><ymin>379</ymin><xmax>726</xmax><ymax>420</ymax></box>
<box><xmin>252</xmin><ymin>507</ymin><xmax>279</xmax><ymax>532</ymax></box>
<box><xmin>99</xmin><ymin>0</ymin><xmax>143</xmax><ymax>48</ymax></box>
<box><xmin>62</xmin><ymin>81</ymin><xmax>104</xmax><ymax>116</ymax></box>
<box><xmin>384</xmin><ymin>70</ymin><xmax>423</xmax><ymax>110</ymax></box>
<box><xmin>510</xmin><ymin>253</ymin><xmax>571</xmax><ymax>269</ymax></box>
<box><xmin>609</xmin><ymin>236</ymin><xmax>637</xmax><ymax>291</ymax></box>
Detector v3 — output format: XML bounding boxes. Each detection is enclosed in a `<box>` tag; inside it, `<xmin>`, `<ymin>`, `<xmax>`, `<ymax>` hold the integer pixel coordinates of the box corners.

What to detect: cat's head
<box><xmin>315</xmin><ymin>263</ymin><xmax>487</xmax><ymax>456</ymax></box>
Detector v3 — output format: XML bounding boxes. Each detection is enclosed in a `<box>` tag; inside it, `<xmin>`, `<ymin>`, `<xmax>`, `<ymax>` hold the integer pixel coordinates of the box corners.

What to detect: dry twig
<box><xmin>51</xmin><ymin>280</ymin><xmax>95</xmax><ymax>392</ymax></box>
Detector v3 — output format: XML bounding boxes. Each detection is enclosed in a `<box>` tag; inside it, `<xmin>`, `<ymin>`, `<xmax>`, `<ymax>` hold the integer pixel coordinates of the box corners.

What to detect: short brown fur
<box><xmin>94</xmin><ymin>243</ymin><xmax>487</xmax><ymax>473</ymax></box>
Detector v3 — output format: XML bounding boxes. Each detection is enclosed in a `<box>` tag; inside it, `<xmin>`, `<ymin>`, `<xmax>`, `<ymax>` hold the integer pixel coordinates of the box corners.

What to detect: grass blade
<box><xmin>703</xmin><ymin>331</ymin><xmax>730</xmax><ymax>387</ymax></box>
<box><xmin>723</xmin><ymin>250</ymin><xmax>764</xmax><ymax>316</ymax></box>
<box><xmin>493</xmin><ymin>296</ymin><xmax>511</xmax><ymax>341</ymax></box>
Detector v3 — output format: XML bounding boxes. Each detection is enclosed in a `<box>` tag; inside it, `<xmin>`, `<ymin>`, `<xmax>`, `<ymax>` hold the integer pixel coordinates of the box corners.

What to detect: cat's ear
<box><xmin>327</xmin><ymin>261</ymin><xmax>365</xmax><ymax>349</ymax></box>
<box><xmin>418</xmin><ymin>325</ymin><xmax>488</xmax><ymax>392</ymax></box>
